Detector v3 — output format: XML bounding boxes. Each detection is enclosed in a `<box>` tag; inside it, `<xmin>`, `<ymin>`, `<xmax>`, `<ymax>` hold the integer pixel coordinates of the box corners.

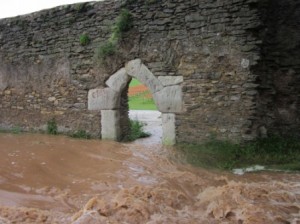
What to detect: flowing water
<box><xmin>0</xmin><ymin>130</ymin><xmax>299</xmax><ymax>223</ymax></box>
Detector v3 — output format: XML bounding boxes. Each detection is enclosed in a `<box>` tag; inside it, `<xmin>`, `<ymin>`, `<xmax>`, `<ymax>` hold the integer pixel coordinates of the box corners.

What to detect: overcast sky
<box><xmin>0</xmin><ymin>0</ymin><xmax>100</xmax><ymax>19</ymax></box>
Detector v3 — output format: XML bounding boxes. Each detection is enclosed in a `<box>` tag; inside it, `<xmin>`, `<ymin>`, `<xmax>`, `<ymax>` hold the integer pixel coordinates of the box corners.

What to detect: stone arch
<box><xmin>88</xmin><ymin>59</ymin><xmax>183</xmax><ymax>145</ymax></box>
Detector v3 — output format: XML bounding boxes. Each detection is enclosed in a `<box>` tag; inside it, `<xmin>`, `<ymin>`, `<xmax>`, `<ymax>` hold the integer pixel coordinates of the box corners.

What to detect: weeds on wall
<box><xmin>75</xmin><ymin>3</ymin><xmax>88</xmax><ymax>13</ymax></box>
<box><xmin>95</xmin><ymin>9</ymin><xmax>133</xmax><ymax>61</ymax></box>
<box><xmin>47</xmin><ymin>118</ymin><xmax>58</xmax><ymax>135</ymax></box>
<box><xmin>70</xmin><ymin>130</ymin><xmax>91</xmax><ymax>139</ymax></box>
<box><xmin>0</xmin><ymin>126</ymin><xmax>22</xmax><ymax>134</ymax></box>
<box><xmin>79</xmin><ymin>34</ymin><xmax>90</xmax><ymax>46</ymax></box>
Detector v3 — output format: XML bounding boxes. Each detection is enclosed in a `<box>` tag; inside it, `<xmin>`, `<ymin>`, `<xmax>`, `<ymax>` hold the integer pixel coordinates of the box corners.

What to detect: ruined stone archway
<box><xmin>88</xmin><ymin>59</ymin><xmax>183</xmax><ymax>145</ymax></box>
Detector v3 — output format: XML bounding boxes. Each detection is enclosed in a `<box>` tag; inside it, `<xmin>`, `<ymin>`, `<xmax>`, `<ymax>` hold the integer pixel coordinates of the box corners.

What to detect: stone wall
<box><xmin>253</xmin><ymin>0</ymin><xmax>300</xmax><ymax>138</ymax></box>
<box><xmin>0</xmin><ymin>0</ymin><xmax>297</xmax><ymax>143</ymax></box>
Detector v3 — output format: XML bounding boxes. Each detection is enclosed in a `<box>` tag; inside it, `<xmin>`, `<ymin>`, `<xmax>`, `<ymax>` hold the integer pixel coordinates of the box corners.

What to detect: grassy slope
<box><xmin>128</xmin><ymin>79</ymin><xmax>157</xmax><ymax>110</ymax></box>
<box><xmin>175</xmin><ymin>136</ymin><xmax>300</xmax><ymax>171</ymax></box>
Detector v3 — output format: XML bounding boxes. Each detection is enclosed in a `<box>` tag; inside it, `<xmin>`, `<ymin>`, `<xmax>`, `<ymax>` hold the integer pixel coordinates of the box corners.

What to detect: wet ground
<box><xmin>0</xmin><ymin>113</ymin><xmax>299</xmax><ymax>223</ymax></box>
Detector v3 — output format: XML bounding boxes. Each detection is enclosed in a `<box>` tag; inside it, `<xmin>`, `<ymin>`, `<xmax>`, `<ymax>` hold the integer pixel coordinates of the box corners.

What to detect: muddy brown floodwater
<box><xmin>0</xmin><ymin>133</ymin><xmax>299</xmax><ymax>224</ymax></box>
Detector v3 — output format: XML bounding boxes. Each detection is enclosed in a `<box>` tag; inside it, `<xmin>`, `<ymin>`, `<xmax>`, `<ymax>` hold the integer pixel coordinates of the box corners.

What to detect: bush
<box><xmin>95</xmin><ymin>41</ymin><xmax>116</xmax><ymax>60</ymax></box>
<box><xmin>47</xmin><ymin>118</ymin><xmax>58</xmax><ymax>135</ymax></box>
<box><xmin>79</xmin><ymin>34</ymin><xmax>90</xmax><ymax>46</ymax></box>
<box><xmin>94</xmin><ymin>8</ymin><xmax>132</xmax><ymax>61</ymax></box>
<box><xmin>125</xmin><ymin>119</ymin><xmax>150</xmax><ymax>141</ymax></box>
<box><xmin>70</xmin><ymin>130</ymin><xmax>91</xmax><ymax>139</ymax></box>
<box><xmin>113</xmin><ymin>9</ymin><xmax>133</xmax><ymax>34</ymax></box>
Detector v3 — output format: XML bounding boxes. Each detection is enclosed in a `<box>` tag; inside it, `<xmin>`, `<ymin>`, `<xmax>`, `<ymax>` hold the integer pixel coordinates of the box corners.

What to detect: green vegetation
<box><xmin>95</xmin><ymin>41</ymin><xmax>116</xmax><ymax>59</ymax></box>
<box><xmin>125</xmin><ymin>119</ymin><xmax>150</xmax><ymax>141</ymax></box>
<box><xmin>129</xmin><ymin>78</ymin><xmax>142</xmax><ymax>87</ymax></box>
<box><xmin>47</xmin><ymin>118</ymin><xmax>58</xmax><ymax>135</ymax></box>
<box><xmin>70</xmin><ymin>130</ymin><xmax>91</xmax><ymax>139</ymax></box>
<box><xmin>75</xmin><ymin>3</ymin><xmax>88</xmax><ymax>13</ymax></box>
<box><xmin>95</xmin><ymin>9</ymin><xmax>132</xmax><ymax>60</ymax></box>
<box><xmin>79</xmin><ymin>34</ymin><xmax>90</xmax><ymax>46</ymax></box>
<box><xmin>0</xmin><ymin>126</ymin><xmax>22</xmax><ymax>134</ymax></box>
<box><xmin>11</xmin><ymin>126</ymin><xmax>22</xmax><ymax>134</ymax></box>
<box><xmin>128</xmin><ymin>78</ymin><xmax>157</xmax><ymax>110</ymax></box>
<box><xmin>175</xmin><ymin>136</ymin><xmax>300</xmax><ymax>171</ymax></box>
<box><xmin>129</xmin><ymin>93</ymin><xmax>157</xmax><ymax>110</ymax></box>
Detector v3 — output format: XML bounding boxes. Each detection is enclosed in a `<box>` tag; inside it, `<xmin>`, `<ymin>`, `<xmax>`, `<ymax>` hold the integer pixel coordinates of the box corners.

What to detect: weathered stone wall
<box><xmin>0</xmin><ymin>0</ymin><xmax>297</xmax><ymax>143</ymax></box>
<box><xmin>0</xmin><ymin>1</ymin><xmax>118</xmax><ymax>136</ymax></box>
<box><xmin>253</xmin><ymin>0</ymin><xmax>300</xmax><ymax>138</ymax></box>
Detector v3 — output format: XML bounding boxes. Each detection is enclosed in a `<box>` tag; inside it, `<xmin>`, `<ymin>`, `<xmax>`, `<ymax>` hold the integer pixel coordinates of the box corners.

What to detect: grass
<box><xmin>47</xmin><ymin>118</ymin><xmax>58</xmax><ymax>135</ymax></box>
<box><xmin>0</xmin><ymin>126</ymin><xmax>22</xmax><ymax>134</ymax></box>
<box><xmin>129</xmin><ymin>78</ymin><xmax>142</xmax><ymax>87</ymax></box>
<box><xmin>129</xmin><ymin>93</ymin><xmax>157</xmax><ymax>110</ymax></box>
<box><xmin>124</xmin><ymin>119</ymin><xmax>150</xmax><ymax>141</ymax></box>
<box><xmin>175</xmin><ymin>136</ymin><xmax>300</xmax><ymax>171</ymax></box>
<box><xmin>79</xmin><ymin>34</ymin><xmax>90</xmax><ymax>46</ymax></box>
<box><xmin>70</xmin><ymin>130</ymin><xmax>91</xmax><ymax>139</ymax></box>
<box><xmin>128</xmin><ymin>78</ymin><xmax>157</xmax><ymax>110</ymax></box>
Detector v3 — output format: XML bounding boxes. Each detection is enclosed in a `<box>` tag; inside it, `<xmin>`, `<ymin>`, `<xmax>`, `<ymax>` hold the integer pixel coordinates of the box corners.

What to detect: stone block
<box><xmin>162</xmin><ymin>113</ymin><xmax>176</xmax><ymax>145</ymax></box>
<box><xmin>88</xmin><ymin>88</ymin><xmax>120</xmax><ymax>110</ymax></box>
<box><xmin>125</xmin><ymin>59</ymin><xmax>142</xmax><ymax>77</ymax></box>
<box><xmin>153</xmin><ymin>86</ymin><xmax>183</xmax><ymax>113</ymax></box>
<box><xmin>101</xmin><ymin>110</ymin><xmax>121</xmax><ymax>141</ymax></box>
<box><xmin>125</xmin><ymin>59</ymin><xmax>163</xmax><ymax>93</ymax></box>
<box><xmin>158</xmin><ymin>76</ymin><xmax>183</xmax><ymax>86</ymax></box>
<box><xmin>105</xmin><ymin>68</ymin><xmax>130</xmax><ymax>92</ymax></box>
<box><xmin>241</xmin><ymin>58</ymin><xmax>250</xmax><ymax>68</ymax></box>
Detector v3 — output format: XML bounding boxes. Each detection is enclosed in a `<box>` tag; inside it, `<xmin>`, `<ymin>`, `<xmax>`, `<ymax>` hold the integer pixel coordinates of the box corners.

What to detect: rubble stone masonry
<box><xmin>0</xmin><ymin>0</ymin><xmax>298</xmax><ymax>143</ymax></box>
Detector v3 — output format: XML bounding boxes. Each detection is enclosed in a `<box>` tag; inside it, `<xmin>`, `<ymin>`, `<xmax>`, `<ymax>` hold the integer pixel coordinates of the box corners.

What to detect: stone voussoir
<box><xmin>105</xmin><ymin>68</ymin><xmax>130</xmax><ymax>92</ymax></box>
<box><xmin>125</xmin><ymin>59</ymin><xmax>164</xmax><ymax>94</ymax></box>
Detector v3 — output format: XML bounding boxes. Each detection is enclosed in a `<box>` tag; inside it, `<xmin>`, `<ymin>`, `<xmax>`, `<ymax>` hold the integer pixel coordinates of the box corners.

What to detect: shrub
<box><xmin>125</xmin><ymin>119</ymin><xmax>150</xmax><ymax>141</ymax></box>
<box><xmin>113</xmin><ymin>9</ymin><xmax>133</xmax><ymax>34</ymax></box>
<box><xmin>95</xmin><ymin>41</ymin><xmax>117</xmax><ymax>60</ymax></box>
<box><xmin>70</xmin><ymin>130</ymin><xmax>91</xmax><ymax>139</ymax></box>
<box><xmin>95</xmin><ymin>8</ymin><xmax>132</xmax><ymax>61</ymax></box>
<box><xmin>47</xmin><ymin>118</ymin><xmax>58</xmax><ymax>135</ymax></box>
<box><xmin>79</xmin><ymin>34</ymin><xmax>90</xmax><ymax>46</ymax></box>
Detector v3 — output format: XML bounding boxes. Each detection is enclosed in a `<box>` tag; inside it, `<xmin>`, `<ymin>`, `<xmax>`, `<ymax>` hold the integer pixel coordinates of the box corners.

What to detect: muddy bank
<box><xmin>0</xmin><ymin>133</ymin><xmax>299</xmax><ymax>223</ymax></box>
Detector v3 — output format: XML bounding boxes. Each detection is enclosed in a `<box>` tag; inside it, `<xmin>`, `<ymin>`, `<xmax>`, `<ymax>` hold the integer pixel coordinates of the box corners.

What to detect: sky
<box><xmin>0</xmin><ymin>0</ymin><xmax>101</xmax><ymax>19</ymax></box>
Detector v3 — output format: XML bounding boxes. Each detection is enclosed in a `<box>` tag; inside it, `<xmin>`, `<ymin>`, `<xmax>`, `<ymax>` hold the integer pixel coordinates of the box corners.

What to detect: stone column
<box><xmin>101</xmin><ymin>110</ymin><xmax>121</xmax><ymax>141</ymax></box>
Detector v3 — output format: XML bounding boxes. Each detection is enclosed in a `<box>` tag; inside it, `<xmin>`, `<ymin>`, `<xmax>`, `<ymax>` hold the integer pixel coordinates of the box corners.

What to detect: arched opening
<box><xmin>127</xmin><ymin>77</ymin><xmax>162</xmax><ymax>144</ymax></box>
<box><xmin>88</xmin><ymin>59</ymin><xmax>183</xmax><ymax>145</ymax></box>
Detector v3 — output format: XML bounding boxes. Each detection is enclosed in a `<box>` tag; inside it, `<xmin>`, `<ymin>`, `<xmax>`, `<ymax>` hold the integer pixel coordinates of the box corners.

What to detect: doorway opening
<box><xmin>127</xmin><ymin>78</ymin><xmax>162</xmax><ymax>144</ymax></box>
